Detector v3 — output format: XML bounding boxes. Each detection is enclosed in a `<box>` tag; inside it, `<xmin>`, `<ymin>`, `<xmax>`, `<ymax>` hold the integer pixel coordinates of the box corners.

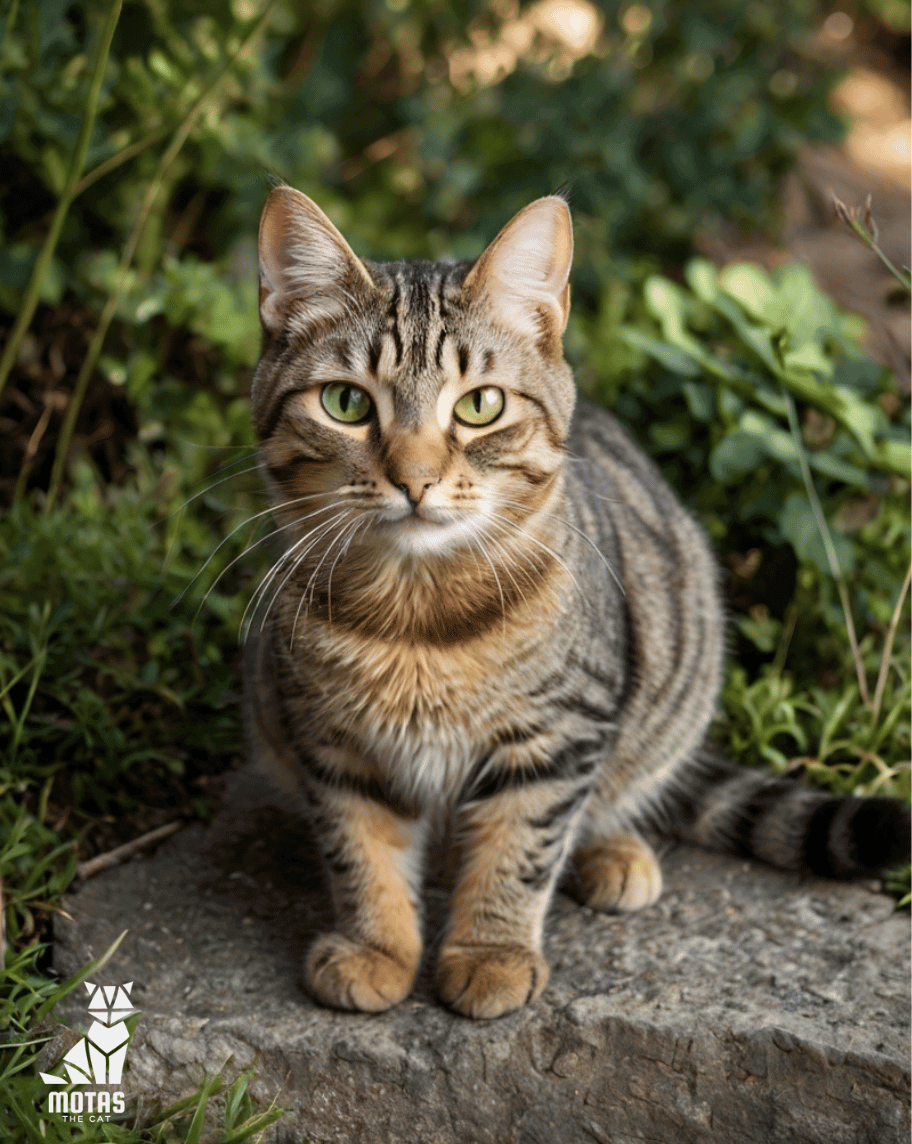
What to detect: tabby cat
<box><xmin>243</xmin><ymin>187</ymin><xmax>910</xmax><ymax>1019</ymax></box>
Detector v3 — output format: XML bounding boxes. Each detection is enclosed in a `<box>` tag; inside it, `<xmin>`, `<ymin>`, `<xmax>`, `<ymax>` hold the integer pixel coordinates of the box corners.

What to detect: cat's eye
<box><xmin>321</xmin><ymin>383</ymin><xmax>373</xmax><ymax>424</ymax></box>
<box><xmin>453</xmin><ymin>387</ymin><xmax>505</xmax><ymax>427</ymax></box>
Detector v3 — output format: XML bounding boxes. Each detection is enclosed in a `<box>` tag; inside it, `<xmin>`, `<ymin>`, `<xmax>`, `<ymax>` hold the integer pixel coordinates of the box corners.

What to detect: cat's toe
<box><xmin>436</xmin><ymin>944</ymin><xmax>549</xmax><ymax>1019</ymax></box>
<box><xmin>572</xmin><ymin>834</ymin><xmax>663</xmax><ymax>912</ymax></box>
<box><xmin>305</xmin><ymin>933</ymin><xmax>416</xmax><ymax>1013</ymax></box>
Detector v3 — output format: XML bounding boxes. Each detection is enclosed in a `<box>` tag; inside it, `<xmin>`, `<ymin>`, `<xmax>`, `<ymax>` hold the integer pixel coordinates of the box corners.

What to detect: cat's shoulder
<box><xmin>568</xmin><ymin>399</ymin><xmax>668</xmax><ymax>489</ymax></box>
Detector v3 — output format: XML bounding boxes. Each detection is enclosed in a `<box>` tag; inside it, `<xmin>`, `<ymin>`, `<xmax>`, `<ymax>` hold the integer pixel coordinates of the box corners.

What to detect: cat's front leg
<box><xmin>438</xmin><ymin>753</ymin><xmax>596</xmax><ymax>1019</ymax></box>
<box><xmin>302</xmin><ymin>762</ymin><xmax>426</xmax><ymax>1013</ymax></box>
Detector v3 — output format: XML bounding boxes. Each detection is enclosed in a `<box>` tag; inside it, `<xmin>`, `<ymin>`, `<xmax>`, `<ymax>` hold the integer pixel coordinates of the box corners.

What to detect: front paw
<box><xmin>436</xmin><ymin>943</ymin><xmax>549</xmax><ymax>1019</ymax></box>
<box><xmin>305</xmin><ymin>933</ymin><xmax>417</xmax><ymax>1013</ymax></box>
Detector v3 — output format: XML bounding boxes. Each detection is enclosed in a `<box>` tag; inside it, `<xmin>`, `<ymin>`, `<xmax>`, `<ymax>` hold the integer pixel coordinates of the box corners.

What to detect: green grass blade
<box><xmin>35</xmin><ymin>929</ymin><xmax>129</xmax><ymax>1021</ymax></box>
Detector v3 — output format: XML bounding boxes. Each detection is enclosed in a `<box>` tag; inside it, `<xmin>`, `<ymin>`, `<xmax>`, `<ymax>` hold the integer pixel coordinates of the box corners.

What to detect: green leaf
<box><xmin>775</xmin><ymin>261</ymin><xmax>842</xmax><ymax>346</ymax></box>
<box><xmin>617</xmin><ymin>326</ymin><xmax>701</xmax><ymax>376</ymax></box>
<box><xmin>684</xmin><ymin>258</ymin><xmax>719</xmax><ymax>303</ymax></box>
<box><xmin>783</xmin><ymin>342</ymin><xmax>832</xmax><ymax>376</ymax></box>
<box><xmin>683</xmin><ymin>380</ymin><xmax>715</xmax><ymax>421</ymax></box>
<box><xmin>709</xmin><ymin>431</ymin><xmax>768</xmax><ymax>482</ymax></box>
<box><xmin>719</xmin><ymin>263</ymin><xmax>783</xmax><ymax>326</ymax></box>
<box><xmin>739</xmin><ymin>409</ymin><xmax>798</xmax><ymax>465</ymax></box>
<box><xmin>778</xmin><ymin>492</ymin><xmax>856</xmax><ymax>575</ymax></box>
<box><xmin>875</xmin><ymin>439</ymin><xmax>912</xmax><ymax>478</ymax></box>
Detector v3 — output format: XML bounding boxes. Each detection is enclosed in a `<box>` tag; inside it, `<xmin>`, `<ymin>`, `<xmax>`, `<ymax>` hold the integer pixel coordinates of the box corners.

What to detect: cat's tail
<box><xmin>648</xmin><ymin>744</ymin><xmax>911</xmax><ymax>879</ymax></box>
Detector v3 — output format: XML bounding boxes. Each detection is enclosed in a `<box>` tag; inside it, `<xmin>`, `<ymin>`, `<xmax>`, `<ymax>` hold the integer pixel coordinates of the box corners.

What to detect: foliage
<box><xmin>0</xmin><ymin>0</ymin><xmax>908</xmax><ymax>1136</ymax></box>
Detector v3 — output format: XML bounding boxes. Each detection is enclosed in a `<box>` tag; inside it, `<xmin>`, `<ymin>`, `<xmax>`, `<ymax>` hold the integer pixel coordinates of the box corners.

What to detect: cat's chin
<box><xmin>384</xmin><ymin>513</ymin><xmax>479</xmax><ymax>557</ymax></box>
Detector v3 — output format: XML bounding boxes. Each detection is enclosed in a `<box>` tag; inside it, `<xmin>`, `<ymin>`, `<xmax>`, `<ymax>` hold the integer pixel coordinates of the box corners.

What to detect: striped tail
<box><xmin>652</xmin><ymin>746</ymin><xmax>911</xmax><ymax>879</ymax></box>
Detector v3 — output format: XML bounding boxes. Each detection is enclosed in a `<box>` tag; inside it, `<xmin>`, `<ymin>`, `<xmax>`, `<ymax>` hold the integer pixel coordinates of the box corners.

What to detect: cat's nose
<box><xmin>383</xmin><ymin>429</ymin><xmax>449</xmax><ymax>507</ymax></box>
<box><xmin>395</xmin><ymin>476</ymin><xmax>438</xmax><ymax>508</ymax></box>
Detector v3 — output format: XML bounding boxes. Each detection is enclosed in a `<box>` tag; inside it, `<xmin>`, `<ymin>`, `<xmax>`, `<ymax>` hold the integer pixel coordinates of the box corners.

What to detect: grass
<box><xmin>0</xmin><ymin>447</ymin><xmax>290</xmax><ymax>1141</ymax></box>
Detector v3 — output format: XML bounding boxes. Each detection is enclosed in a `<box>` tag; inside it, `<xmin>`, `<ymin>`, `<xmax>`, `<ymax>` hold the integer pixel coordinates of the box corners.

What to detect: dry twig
<box><xmin>76</xmin><ymin>821</ymin><xmax>182</xmax><ymax>881</ymax></box>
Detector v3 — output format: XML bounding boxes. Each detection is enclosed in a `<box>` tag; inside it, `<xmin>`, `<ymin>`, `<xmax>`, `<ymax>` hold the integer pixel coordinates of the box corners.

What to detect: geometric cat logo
<box><xmin>40</xmin><ymin>982</ymin><xmax>137</xmax><ymax>1087</ymax></box>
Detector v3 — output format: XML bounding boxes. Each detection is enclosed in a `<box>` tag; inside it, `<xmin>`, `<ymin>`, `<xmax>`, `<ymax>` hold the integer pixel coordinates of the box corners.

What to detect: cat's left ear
<box><xmin>463</xmin><ymin>196</ymin><xmax>573</xmax><ymax>356</ymax></box>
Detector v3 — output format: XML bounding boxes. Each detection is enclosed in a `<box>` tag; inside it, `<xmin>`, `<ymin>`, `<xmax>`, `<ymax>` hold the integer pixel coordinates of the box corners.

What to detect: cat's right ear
<box><xmin>463</xmin><ymin>196</ymin><xmax>573</xmax><ymax>357</ymax></box>
<box><xmin>258</xmin><ymin>186</ymin><xmax>374</xmax><ymax>334</ymax></box>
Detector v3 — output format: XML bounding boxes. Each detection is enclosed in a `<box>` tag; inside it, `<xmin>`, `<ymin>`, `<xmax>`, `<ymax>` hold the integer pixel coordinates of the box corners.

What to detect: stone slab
<box><xmin>52</xmin><ymin>767</ymin><xmax>911</xmax><ymax>1144</ymax></box>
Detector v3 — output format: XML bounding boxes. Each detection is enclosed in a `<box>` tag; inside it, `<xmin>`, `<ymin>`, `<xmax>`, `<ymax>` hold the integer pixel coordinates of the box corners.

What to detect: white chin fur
<box><xmin>388</xmin><ymin>514</ymin><xmax>479</xmax><ymax>556</ymax></box>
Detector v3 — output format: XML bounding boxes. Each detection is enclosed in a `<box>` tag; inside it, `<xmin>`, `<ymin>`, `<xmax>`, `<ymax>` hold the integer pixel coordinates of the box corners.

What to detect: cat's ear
<box><xmin>258</xmin><ymin>186</ymin><xmax>375</xmax><ymax>334</ymax></box>
<box><xmin>463</xmin><ymin>197</ymin><xmax>573</xmax><ymax>355</ymax></box>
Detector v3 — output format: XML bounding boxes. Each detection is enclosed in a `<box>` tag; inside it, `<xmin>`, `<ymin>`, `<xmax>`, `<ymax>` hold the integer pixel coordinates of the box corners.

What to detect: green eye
<box><xmin>454</xmin><ymin>387</ymin><xmax>505</xmax><ymax>427</ymax></box>
<box><xmin>321</xmin><ymin>383</ymin><xmax>373</xmax><ymax>424</ymax></box>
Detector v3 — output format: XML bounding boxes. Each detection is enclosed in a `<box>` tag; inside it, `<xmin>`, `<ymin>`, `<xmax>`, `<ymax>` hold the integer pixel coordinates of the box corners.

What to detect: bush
<box><xmin>0</xmin><ymin>2</ymin><xmax>909</xmax><ymax>1135</ymax></box>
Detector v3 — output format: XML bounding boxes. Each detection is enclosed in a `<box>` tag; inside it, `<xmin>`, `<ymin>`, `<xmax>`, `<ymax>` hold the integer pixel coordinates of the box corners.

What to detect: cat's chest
<box><xmin>291</xmin><ymin>622</ymin><xmax>544</xmax><ymax>795</ymax></box>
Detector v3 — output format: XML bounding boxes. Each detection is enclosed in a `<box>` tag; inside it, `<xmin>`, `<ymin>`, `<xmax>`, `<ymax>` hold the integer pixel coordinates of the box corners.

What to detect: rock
<box><xmin>53</xmin><ymin>767</ymin><xmax>911</xmax><ymax>1144</ymax></box>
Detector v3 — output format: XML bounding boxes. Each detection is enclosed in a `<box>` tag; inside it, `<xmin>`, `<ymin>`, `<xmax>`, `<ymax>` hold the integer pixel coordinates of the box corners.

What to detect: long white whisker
<box><xmin>199</xmin><ymin>501</ymin><xmax>341</xmax><ymax>626</ymax></box>
<box><xmin>291</xmin><ymin>511</ymin><xmax>360</xmax><ymax>646</ymax></box>
<box><xmin>325</xmin><ymin>515</ymin><xmax>369</xmax><ymax>625</ymax></box>
<box><xmin>246</xmin><ymin>519</ymin><xmax>340</xmax><ymax>645</ymax></box>
<box><xmin>257</xmin><ymin>510</ymin><xmax>351</xmax><ymax>641</ymax></box>
<box><xmin>488</xmin><ymin>512</ymin><xmax>584</xmax><ymax>600</ymax></box>
<box><xmin>166</xmin><ymin>461</ymin><xmax>264</xmax><ymax>522</ymax></box>
<box><xmin>497</xmin><ymin>495</ymin><xmax>625</xmax><ymax>599</ymax></box>
<box><xmin>481</xmin><ymin>530</ymin><xmax>536</xmax><ymax>610</ymax></box>
<box><xmin>176</xmin><ymin>491</ymin><xmax>332</xmax><ymax>606</ymax></box>
<box><xmin>238</xmin><ymin>504</ymin><xmax>348</xmax><ymax>640</ymax></box>
<box><xmin>469</xmin><ymin>535</ymin><xmax>507</xmax><ymax>635</ymax></box>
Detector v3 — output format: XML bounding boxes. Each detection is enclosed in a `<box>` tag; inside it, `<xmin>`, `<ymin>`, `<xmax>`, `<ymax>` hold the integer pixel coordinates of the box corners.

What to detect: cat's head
<box><xmin>251</xmin><ymin>188</ymin><xmax>575</xmax><ymax>562</ymax></box>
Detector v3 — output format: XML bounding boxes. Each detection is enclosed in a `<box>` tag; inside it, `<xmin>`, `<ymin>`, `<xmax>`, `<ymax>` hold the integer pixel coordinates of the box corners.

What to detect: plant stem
<box><xmin>0</xmin><ymin>0</ymin><xmax>124</xmax><ymax>400</ymax></box>
<box><xmin>43</xmin><ymin>7</ymin><xmax>276</xmax><ymax>511</ymax></box>
<box><xmin>783</xmin><ymin>390</ymin><xmax>871</xmax><ymax>707</ymax></box>
<box><xmin>832</xmin><ymin>195</ymin><xmax>911</xmax><ymax>292</ymax></box>
<box><xmin>871</xmin><ymin>561</ymin><xmax>912</xmax><ymax>724</ymax></box>
<box><xmin>74</xmin><ymin>123</ymin><xmax>171</xmax><ymax>197</ymax></box>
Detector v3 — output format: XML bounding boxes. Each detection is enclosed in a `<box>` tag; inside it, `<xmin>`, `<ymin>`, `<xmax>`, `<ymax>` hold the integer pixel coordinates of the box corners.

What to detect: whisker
<box><xmin>173</xmin><ymin>439</ymin><xmax>260</xmax><ymax>453</ymax></box>
<box><xmin>481</xmin><ymin>531</ymin><xmax>537</xmax><ymax>611</ymax></box>
<box><xmin>237</xmin><ymin>504</ymin><xmax>348</xmax><ymax>640</ymax></box>
<box><xmin>195</xmin><ymin>502</ymin><xmax>341</xmax><ymax>626</ymax></box>
<box><xmin>497</xmin><ymin>495</ymin><xmax>625</xmax><ymax>599</ymax></box>
<box><xmin>488</xmin><ymin>512</ymin><xmax>584</xmax><ymax>601</ymax></box>
<box><xmin>176</xmin><ymin>491</ymin><xmax>332</xmax><ymax>607</ymax></box>
<box><xmin>325</xmin><ymin>514</ymin><xmax>369</xmax><ymax>625</ymax></box>
<box><xmin>165</xmin><ymin>461</ymin><xmax>265</xmax><ymax>523</ymax></box>
<box><xmin>469</xmin><ymin>535</ymin><xmax>507</xmax><ymax>635</ymax></box>
<box><xmin>254</xmin><ymin>510</ymin><xmax>351</xmax><ymax>640</ymax></box>
<box><xmin>290</xmin><ymin>511</ymin><xmax>360</xmax><ymax>646</ymax></box>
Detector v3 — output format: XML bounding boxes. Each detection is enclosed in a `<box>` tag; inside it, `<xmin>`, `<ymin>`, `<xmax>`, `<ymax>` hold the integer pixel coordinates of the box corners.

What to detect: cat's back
<box><xmin>563</xmin><ymin>401</ymin><xmax>726</xmax><ymax>807</ymax></box>
<box><xmin>565</xmin><ymin>399</ymin><xmax>717</xmax><ymax>589</ymax></box>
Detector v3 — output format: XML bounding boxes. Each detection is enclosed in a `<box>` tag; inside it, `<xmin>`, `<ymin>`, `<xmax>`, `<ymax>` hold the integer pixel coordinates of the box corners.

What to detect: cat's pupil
<box><xmin>340</xmin><ymin>388</ymin><xmax>352</xmax><ymax>413</ymax></box>
<box><xmin>473</xmin><ymin>391</ymin><xmax>482</xmax><ymax>413</ymax></box>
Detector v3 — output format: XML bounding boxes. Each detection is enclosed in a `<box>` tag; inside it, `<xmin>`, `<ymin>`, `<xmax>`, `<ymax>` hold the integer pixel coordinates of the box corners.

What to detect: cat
<box><xmin>242</xmin><ymin>186</ymin><xmax>910</xmax><ymax>1019</ymax></box>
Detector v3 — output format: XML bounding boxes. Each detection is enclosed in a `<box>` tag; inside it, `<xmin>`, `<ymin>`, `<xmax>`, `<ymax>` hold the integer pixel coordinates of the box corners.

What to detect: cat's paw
<box><xmin>436</xmin><ymin>943</ymin><xmax>549</xmax><ymax>1019</ymax></box>
<box><xmin>571</xmin><ymin>833</ymin><xmax>663</xmax><ymax>912</ymax></box>
<box><xmin>305</xmin><ymin>933</ymin><xmax>416</xmax><ymax>1013</ymax></box>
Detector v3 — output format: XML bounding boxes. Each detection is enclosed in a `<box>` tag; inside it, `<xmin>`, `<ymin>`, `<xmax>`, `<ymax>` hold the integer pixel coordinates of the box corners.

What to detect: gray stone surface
<box><xmin>53</xmin><ymin>768</ymin><xmax>911</xmax><ymax>1144</ymax></box>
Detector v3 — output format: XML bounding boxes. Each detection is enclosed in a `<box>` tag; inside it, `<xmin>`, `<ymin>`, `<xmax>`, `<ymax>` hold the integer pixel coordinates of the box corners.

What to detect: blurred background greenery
<box><xmin>0</xmin><ymin>1</ymin><xmax>910</xmax><ymax>1129</ymax></box>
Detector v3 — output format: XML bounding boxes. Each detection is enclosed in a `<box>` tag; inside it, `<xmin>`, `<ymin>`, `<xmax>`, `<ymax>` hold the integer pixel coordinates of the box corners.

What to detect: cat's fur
<box><xmin>243</xmin><ymin>187</ymin><xmax>910</xmax><ymax>1019</ymax></box>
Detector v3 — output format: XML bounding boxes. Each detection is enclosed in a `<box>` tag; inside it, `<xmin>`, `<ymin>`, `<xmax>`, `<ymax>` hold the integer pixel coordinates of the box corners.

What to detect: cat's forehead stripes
<box><xmin>367</xmin><ymin>259</ymin><xmax>475</xmax><ymax>427</ymax></box>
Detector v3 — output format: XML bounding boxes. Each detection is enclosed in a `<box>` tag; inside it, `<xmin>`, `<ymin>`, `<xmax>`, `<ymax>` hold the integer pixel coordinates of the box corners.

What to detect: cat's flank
<box><xmin>243</xmin><ymin>187</ymin><xmax>910</xmax><ymax>1019</ymax></box>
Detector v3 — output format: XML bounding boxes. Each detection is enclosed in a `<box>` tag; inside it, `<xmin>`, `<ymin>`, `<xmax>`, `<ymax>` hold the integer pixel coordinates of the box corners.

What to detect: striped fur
<box><xmin>243</xmin><ymin>188</ymin><xmax>911</xmax><ymax>1019</ymax></box>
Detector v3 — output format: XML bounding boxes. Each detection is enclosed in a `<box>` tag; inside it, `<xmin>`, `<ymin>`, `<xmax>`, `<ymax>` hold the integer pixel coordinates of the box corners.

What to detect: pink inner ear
<box><xmin>466</xmin><ymin>197</ymin><xmax>574</xmax><ymax>343</ymax></box>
